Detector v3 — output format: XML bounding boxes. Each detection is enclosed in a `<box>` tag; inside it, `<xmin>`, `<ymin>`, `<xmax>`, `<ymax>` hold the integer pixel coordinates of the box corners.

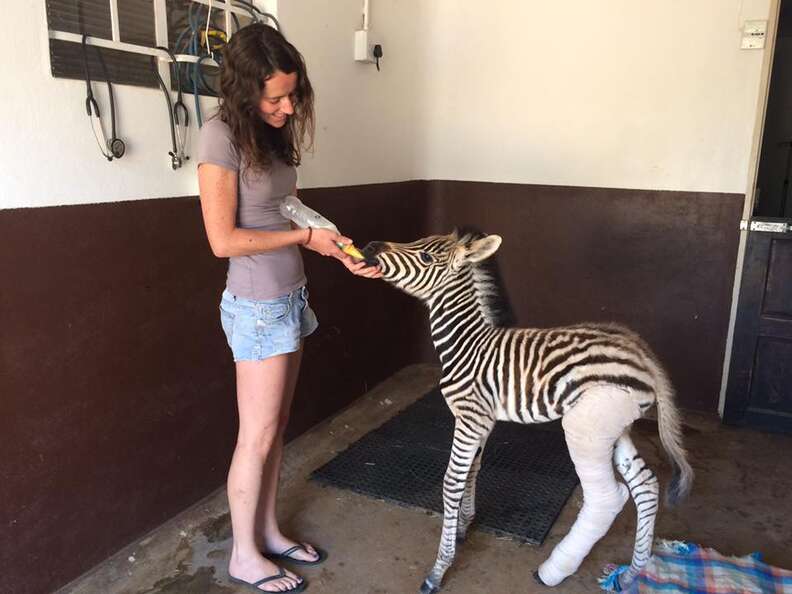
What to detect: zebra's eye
<box><xmin>419</xmin><ymin>252</ymin><xmax>433</xmax><ymax>264</ymax></box>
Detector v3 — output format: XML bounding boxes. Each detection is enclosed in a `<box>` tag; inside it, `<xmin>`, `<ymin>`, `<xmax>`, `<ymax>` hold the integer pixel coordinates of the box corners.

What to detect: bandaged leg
<box><xmin>537</xmin><ymin>388</ymin><xmax>640</xmax><ymax>587</ymax></box>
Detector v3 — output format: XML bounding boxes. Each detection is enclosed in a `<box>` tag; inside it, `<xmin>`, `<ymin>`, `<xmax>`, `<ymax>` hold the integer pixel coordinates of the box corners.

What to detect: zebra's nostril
<box><xmin>361</xmin><ymin>241</ymin><xmax>385</xmax><ymax>256</ymax></box>
<box><xmin>362</xmin><ymin>241</ymin><xmax>387</xmax><ymax>266</ymax></box>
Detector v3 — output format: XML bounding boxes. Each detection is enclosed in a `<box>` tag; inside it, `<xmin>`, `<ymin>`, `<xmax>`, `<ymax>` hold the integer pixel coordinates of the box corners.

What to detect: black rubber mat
<box><xmin>311</xmin><ymin>388</ymin><xmax>579</xmax><ymax>545</ymax></box>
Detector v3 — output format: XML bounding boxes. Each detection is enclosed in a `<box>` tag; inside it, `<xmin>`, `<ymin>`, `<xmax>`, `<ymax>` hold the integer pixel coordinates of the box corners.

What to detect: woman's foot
<box><xmin>261</xmin><ymin>533</ymin><xmax>321</xmax><ymax>563</ymax></box>
<box><xmin>229</xmin><ymin>550</ymin><xmax>303</xmax><ymax>592</ymax></box>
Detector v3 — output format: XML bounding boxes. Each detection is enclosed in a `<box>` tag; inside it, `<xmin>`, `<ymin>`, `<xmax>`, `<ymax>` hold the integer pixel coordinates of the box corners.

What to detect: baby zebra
<box><xmin>361</xmin><ymin>229</ymin><xmax>693</xmax><ymax>593</ymax></box>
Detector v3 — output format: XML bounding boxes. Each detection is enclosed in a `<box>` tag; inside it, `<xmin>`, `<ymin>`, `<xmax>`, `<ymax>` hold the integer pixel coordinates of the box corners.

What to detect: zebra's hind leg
<box><xmin>457</xmin><ymin>435</ymin><xmax>489</xmax><ymax>544</ymax></box>
<box><xmin>610</xmin><ymin>431</ymin><xmax>659</xmax><ymax>590</ymax></box>
<box><xmin>420</xmin><ymin>417</ymin><xmax>494</xmax><ymax>594</ymax></box>
<box><xmin>536</xmin><ymin>388</ymin><xmax>640</xmax><ymax>587</ymax></box>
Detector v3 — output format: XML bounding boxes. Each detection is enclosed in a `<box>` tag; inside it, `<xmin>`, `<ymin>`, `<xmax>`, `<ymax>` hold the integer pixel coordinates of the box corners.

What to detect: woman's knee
<box><xmin>236</xmin><ymin>422</ymin><xmax>281</xmax><ymax>457</ymax></box>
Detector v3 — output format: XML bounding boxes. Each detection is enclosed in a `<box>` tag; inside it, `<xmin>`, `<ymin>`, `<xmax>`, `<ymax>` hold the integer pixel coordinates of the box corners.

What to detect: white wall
<box><xmin>1</xmin><ymin>0</ymin><xmax>775</xmax><ymax>209</ymax></box>
<box><xmin>1</xmin><ymin>0</ymin><xmax>424</xmax><ymax>210</ymax></box>
<box><xmin>278</xmin><ymin>0</ymin><xmax>430</xmax><ymax>189</ymax></box>
<box><xmin>416</xmin><ymin>0</ymin><xmax>772</xmax><ymax>194</ymax></box>
<box><xmin>3</xmin><ymin>2</ymin><xmax>212</xmax><ymax>209</ymax></box>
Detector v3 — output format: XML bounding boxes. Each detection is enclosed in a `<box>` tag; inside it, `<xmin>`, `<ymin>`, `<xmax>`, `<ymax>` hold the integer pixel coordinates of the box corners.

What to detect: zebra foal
<box><xmin>361</xmin><ymin>229</ymin><xmax>693</xmax><ymax>593</ymax></box>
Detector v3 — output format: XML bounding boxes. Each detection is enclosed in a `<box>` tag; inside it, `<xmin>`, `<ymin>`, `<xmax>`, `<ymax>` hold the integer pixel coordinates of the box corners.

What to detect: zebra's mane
<box><xmin>455</xmin><ymin>226</ymin><xmax>516</xmax><ymax>328</ymax></box>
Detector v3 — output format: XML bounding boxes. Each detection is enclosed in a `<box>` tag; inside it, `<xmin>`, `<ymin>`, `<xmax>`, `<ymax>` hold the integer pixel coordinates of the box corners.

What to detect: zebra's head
<box><xmin>362</xmin><ymin>228</ymin><xmax>503</xmax><ymax>301</ymax></box>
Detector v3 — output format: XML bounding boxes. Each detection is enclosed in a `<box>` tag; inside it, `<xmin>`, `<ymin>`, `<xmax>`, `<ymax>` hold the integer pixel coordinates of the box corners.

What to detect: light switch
<box><xmin>741</xmin><ymin>20</ymin><xmax>767</xmax><ymax>49</ymax></box>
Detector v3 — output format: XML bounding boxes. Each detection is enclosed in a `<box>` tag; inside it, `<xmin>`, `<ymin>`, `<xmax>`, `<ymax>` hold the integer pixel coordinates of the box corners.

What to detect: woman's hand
<box><xmin>303</xmin><ymin>228</ymin><xmax>348</xmax><ymax>258</ymax></box>
<box><xmin>340</xmin><ymin>255</ymin><xmax>383</xmax><ymax>278</ymax></box>
<box><xmin>302</xmin><ymin>228</ymin><xmax>380</xmax><ymax>277</ymax></box>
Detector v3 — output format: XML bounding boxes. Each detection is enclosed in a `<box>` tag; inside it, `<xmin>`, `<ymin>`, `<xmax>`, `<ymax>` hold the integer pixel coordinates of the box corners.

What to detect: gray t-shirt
<box><xmin>197</xmin><ymin>117</ymin><xmax>306</xmax><ymax>301</ymax></box>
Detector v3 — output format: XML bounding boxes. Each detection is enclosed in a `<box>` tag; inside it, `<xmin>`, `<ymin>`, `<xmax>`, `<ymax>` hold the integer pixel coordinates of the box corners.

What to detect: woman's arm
<box><xmin>292</xmin><ymin>183</ymin><xmax>381</xmax><ymax>278</ymax></box>
<box><xmin>199</xmin><ymin>163</ymin><xmax>306</xmax><ymax>257</ymax></box>
<box><xmin>199</xmin><ymin>162</ymin><xmax>377</xmax><ymax>277</ymax></box>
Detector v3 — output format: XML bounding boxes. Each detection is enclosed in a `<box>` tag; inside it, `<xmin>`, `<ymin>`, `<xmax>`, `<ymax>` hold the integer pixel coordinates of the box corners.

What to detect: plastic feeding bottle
<box><xmin>279</xmin><ymin>195</ymin><xmax>365</xmax><ymax>260</ymax></box>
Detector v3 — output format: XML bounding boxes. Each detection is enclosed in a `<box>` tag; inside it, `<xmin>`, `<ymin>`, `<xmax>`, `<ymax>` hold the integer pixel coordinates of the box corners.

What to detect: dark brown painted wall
<box><xmin>1</xmin><ymin>180</ymin><xmax>742</xmax><ymax>594</ymax></box>
<box><xmin>426</xmin><ymin>181</ymin><xmax>744</xmax><ymax>412</ymax></box>
<box><xmin>0</xmin><ymin>182</ymin><xmax>429</xmax><ymax>594</ymax></box>
<box><xmin>288</xmin><ymin>182</ymin><xmax>433</xmax><ymax>437</ymax></box>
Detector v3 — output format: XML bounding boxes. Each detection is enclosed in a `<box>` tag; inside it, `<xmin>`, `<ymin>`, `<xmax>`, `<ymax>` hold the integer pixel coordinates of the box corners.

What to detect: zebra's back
<box><xmin>462</xmin><ymin>322</ymin><xmax>662</xmax><ymax>424</ymax></box>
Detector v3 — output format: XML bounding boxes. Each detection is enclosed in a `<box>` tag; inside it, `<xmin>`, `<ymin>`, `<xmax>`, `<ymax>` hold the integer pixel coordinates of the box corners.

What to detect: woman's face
<box><xmin>259</xmin><ymin>70</ymin><xmax>298</xmax><ymax>128</ymax></box>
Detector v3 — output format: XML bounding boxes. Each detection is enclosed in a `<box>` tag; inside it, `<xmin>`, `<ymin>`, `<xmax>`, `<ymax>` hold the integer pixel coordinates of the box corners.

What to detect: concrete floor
<box><xmin>60</xmin><ymin>364</ymin><xmax>792</xmax><ymax>594</ymax></box>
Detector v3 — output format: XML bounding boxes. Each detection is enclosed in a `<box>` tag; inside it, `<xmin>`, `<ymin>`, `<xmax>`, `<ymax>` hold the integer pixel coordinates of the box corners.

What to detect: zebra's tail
<box><xmin>653</xmin><ymin>365</ymin><xmax>694</xmax><ymax>506</ymax></box>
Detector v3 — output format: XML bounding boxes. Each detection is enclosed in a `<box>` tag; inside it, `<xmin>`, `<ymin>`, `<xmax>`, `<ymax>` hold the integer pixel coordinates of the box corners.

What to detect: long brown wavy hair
<box><xmin>218</xmin><ymin>24</ymin><xmax>314</xmax><ymax>173</ymax></box>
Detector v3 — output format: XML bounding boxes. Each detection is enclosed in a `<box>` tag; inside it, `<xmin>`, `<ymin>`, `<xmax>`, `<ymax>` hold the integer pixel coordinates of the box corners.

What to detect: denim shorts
<box><xmin>219</xmin><ymin>286</ymin><xmax>319</xmax><ymax>362</ymax></box>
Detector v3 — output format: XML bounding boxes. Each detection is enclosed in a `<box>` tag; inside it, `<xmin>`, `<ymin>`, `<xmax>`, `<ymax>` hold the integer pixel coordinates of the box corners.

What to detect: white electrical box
<box><xmin>354</xmin><ymin>29</ymin><xmax>375</xmax><ymax>62</ymax></box>
<box><xmin>741</xmin><ymin>20</ymin><xmax>767</xmax><ymax>49</ymax></box>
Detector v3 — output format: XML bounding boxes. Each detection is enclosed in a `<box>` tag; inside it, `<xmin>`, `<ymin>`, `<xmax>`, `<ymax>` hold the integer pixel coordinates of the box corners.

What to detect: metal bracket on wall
<box><xmin>739</xmin><ymin>220</ymin><xmax>790</xmax><ymax>232</ymax></box>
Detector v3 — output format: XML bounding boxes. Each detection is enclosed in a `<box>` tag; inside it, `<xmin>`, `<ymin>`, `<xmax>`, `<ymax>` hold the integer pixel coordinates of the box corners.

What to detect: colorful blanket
<box><xmin>600</xmin><ymin>540</ymin><xmax>792</xmax><ymax>593</ymax></box>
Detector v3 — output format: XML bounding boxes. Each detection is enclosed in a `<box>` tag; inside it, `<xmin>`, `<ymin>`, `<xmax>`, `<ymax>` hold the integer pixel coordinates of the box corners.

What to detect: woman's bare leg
<box><xmin>255</xmin><ymin>344</ymin><xmax>320</xmax><ymax>561</ymax></box>
<box><xmin>227</xmin><ymin>354</ymin><xmax>303</xmax><ymax>591</ymax></box>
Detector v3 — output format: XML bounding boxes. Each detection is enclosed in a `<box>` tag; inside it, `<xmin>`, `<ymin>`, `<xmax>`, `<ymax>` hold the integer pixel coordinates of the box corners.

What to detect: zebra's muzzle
<box><xmin>361</xmin><ymin>241</ymin><xmax>387</xmax><ymax>267</ymax></box>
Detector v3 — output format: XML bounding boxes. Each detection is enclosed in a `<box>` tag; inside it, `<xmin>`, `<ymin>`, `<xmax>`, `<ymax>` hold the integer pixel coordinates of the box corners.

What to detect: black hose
<box><xmin>150</xmin><ymin>55</ymin><xmax>178</xmax><ymax>159</ymax></box>
<box><xmin>94</xmin><ymin>44</ymin><xmax>117</xmax><ymax>140</ymax></box>
<box><xmin>155</xmin><ymin>46</ymin><xmax>184</xmax><ymax>107</ymax></box>
<box><xmin>231</xmin><ymin>0</ymin><xmax>280</xmax><ymax>30</ymax></box>
<box><xmin>196</xmin><ymin>54</ymin><xmax>220</xmax><ymax>97</ymax></box>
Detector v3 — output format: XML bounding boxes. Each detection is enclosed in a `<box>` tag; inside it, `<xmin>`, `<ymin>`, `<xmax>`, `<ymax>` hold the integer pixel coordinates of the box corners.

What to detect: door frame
<box><xmin>719</xmin><ymin>0</ymin><xmax>782</xmax><ymax>416</ymax></box>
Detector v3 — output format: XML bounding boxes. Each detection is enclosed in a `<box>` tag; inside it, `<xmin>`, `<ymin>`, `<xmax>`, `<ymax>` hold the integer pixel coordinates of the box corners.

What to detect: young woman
<box><xmin>197</xmin><ymin>24</ymin><xmax>380</xmax><ymax>593</ymax></box>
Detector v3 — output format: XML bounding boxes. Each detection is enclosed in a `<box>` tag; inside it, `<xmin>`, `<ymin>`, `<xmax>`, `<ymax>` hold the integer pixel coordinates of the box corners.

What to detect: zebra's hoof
<box><xmin>419</xmin><ymin>578</ymin><xmax>440</xmax><ymax>594</ymax></box>
<box><xmin>533</xmin><ymin>570</ymin><xmax>548</xmax><ymax>587</ymax></box>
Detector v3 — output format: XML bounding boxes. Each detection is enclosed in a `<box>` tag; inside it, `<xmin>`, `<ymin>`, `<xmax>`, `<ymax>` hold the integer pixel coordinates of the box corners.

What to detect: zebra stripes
<box><xmin>615</xmin><ymin>435</ymin><xmax>660</xmax><ymax>582</ymax></box>
<box><xmin>362</xmin><ymin>229</ymin><xmax>693</xmax><ymax>593</ymax></box>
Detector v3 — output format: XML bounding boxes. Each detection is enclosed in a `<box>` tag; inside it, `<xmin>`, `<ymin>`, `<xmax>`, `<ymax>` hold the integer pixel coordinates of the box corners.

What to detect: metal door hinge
<box><xmin>739</xmin><ymin>220</ymin><xmax>790</xmax><ymax>233</ymax></box>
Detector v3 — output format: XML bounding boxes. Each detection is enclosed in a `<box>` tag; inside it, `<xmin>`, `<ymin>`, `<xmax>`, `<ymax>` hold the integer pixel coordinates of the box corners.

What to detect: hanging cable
<box><xmin>170</xmin><ymin>0</ymin><xmax>269</xmax><ymax>129</ymax></box>
<box><xmin>231</xmin><ymin>0</ymin><xmax>280</xmax><ymax>30</ymax></box>
<box><xmin>205</xmin><ymin>0</ymin><xmax>214</xmax><ymax>60</ymax></box>
<box><xmin>193</xmin><ymin>58</ymin><xmax>202</xmax><ymax>127</ymax></box>
<box><xmin>196</xmin><ymin>54</ymin><xmax>220</xmax><ymax>94</ymax></box>
<box><xmin>194</xmin><ymin>54</ymin><xmax>219</xmax><ymax>127</ymax></box>
<box><xmin>186</xmin><ymin>1</ymin><xmax>223</xmax><ymax>126</ymax></box>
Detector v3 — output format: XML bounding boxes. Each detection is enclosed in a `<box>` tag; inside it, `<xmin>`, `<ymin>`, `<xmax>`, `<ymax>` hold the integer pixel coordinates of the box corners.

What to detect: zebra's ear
<box><xmin>465</xmin><ymin>234</ymin><xmax>502</xmax><ymax>263</ymax></box>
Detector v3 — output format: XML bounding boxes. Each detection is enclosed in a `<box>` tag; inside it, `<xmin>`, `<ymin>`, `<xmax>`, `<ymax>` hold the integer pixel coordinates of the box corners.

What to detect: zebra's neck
<box><xmin>428</xmin><ymin>270</ymin><xmax>492</xmax><ymax>366</ymax></box>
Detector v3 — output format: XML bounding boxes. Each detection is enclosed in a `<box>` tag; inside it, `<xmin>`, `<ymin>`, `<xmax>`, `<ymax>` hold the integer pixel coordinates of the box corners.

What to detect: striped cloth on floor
<box><xmin>599</xmin><ymin>539</ymin><xmax>792</xmax><ymax>593</ymax></box>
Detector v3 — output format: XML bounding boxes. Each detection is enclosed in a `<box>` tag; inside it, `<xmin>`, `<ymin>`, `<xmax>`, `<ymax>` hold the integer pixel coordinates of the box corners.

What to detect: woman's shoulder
<box><xmin>197</xmin><ymin>115</ymin><xmax>240</xmax><ymax>169</ymax></box>
<box><xmin>199</xmin><ymin>115</ymin><xmax>233</xmax><ymax>140</ymax></box>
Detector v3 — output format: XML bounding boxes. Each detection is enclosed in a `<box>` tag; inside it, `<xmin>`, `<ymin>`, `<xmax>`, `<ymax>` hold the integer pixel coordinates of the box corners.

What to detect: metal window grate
<box><xmin>44</xmin><ymin>1</ymin><xmax>265</xmax><ymax>94</ymax></box>
<box><xmin>49</xmin><ymin>38</ymin><xmax>157</xmax><ymax>89</ymax></box>
<box><xmin>46</xmin><ymin>0</ymin><xmax>157</xmax><ymax>88</ymax></box>
<box><xmin>119</xmin><ymin>0</ymin><xmax>157</xmax><ymax>47</ymax></box>
<box><xmin>46</xmin><ymin>0</ymin><xmax>112</xmax><ymax>38</ymax></box>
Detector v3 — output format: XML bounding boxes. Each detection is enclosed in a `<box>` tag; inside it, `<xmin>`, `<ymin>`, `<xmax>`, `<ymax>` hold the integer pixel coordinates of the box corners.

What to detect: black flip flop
<box><xmin>267</xmin><ymin>544</ymin><xmax>328</xmax><ymax>566</ymax></box>
<box><xmin>229</xmin><ymin>567</ymin><xmax>307</xmax><ymax>592</ymax></box>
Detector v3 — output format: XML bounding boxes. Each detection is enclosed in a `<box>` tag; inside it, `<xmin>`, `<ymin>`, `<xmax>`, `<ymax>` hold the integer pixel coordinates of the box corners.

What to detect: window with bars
<box><xmin>45</xmin><ymin>0</ymin><xmax>270</xmax><ymax>96</ymax></box>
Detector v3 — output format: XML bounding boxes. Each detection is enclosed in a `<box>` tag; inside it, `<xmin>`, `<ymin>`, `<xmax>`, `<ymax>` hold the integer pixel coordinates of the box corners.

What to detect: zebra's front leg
<box><xmin>608</xmin><ymin>432</ymin><xmax>659</xmax><ymax>590</ymax></box>
<box><xmin>420</xmin><ymin>418</ymin><xmax>493</xmax><ymax>594</ymax></box>
<box><xmin>457</xmin><ymin>435</ymin><xmax>489</xmax><ymax>544</ymax></box>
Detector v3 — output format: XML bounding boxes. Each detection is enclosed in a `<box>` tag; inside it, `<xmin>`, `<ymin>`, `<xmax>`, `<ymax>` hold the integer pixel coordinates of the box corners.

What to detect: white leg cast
<box><xmin>537</xmin><ymin>388</ymin><xmax>640</xmax><ymax>587</ymax></box>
